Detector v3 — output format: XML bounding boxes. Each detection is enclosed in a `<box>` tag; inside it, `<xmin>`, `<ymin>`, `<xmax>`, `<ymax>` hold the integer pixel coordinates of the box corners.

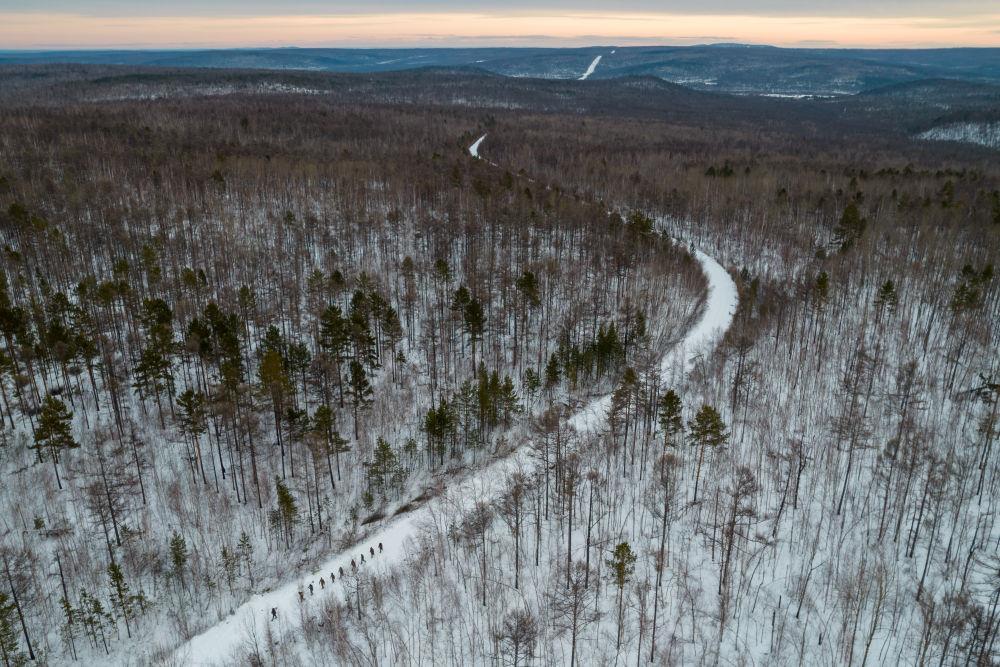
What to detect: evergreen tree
<box><xmin>312</xmin><ymin>404</ymin><xmax>349</xmax><ymax>484</ymax></box>
<box><xmin>688</xmin><ymin>404</ymin><xmax>729</xmax><ymax>503</ymax></box>
<box><xmin>522</xmin><ymin>368</ymin><xmax>540</xmax><ymax>401</ymax></box>
<box><xmin>346</xmin><ymin>359</ymin><xmax>373</xmax><ymax>440</ymax></box>
<box><xmin>424</xmin><ymin>399</ymin><xmax>454</xmax><ymax>466</ymax></box>
<box><xmin>874</xmin><ymin>280</ymin><xmax>899</xmax><ymax>319</ymax></box>
<box><xmin>58</xmin><ymin>594</ymin><xmax>77</xmax><ymax>662</ymax></box>
<box><xmin>657</xmin><ymin>389</ymin><xmax>683</xmax><ymax>451</ymax></box>
<box><xmin>319</xmin><ymin>304</ymin><xmax>349</xmax><ymax>407</ymax></box>
<box><xmin>606</xmin><ymin>541</ymin><xmax>637</xmax><ymax>650</ymax></box>
<box><xmin>367</xmin><ymin>437</ymin><xmax>404</xmax><ymax>500</ymax></box>
<box><xmin>833</xmin><ymin>202</ymin><xmax>866</xmax><ymax>252</ymax></box>
<box><xmin>462</xmin><ymin>296</ymin><xmax>486</xmax><ymax>371</ymax></box>
<box><xmin>107</xmin><ymin>562</ymin><xmax>135</xmax><ymax>639</ymax></box>
<box><xmin>134</xmin><ymin>298</ymin><xmax>175</xmax><ymax>427</ymax></box>
<box><xmin>31</xmin><ymin>394</ymin><xmax>79</xmax><ymax>490</ymax></box>
<box><xmin>169</xmin><ymin>532</ymin><xmax>189</xmax><ymax>590</ymax></box>
<box><xmin>219</xmin><ymin>546</ymin><xmax>238</xmax><ymax>595</ymax></box>
<box><xmin>544</xmin><ymin>353</ymin><xmax>561</xmax><ymax>391</ymax></box>
<box><xmin>0</xmin><ymin>592</ymin><xmax>24</xmax><ymax>667</ymax></box>
<box><xmin>237</xmin><ymin>531</ymin><xmax>254</xmax><ymax>586</ymax></box>
<box><xmin>259</xmin><ymin>348</ymin><xmax>290</xmax><ymax>477</ymax></box>
<box><xmin>274</xmin><ymin>477</ymin><xmax>299</xmax><ymax>548</ymax></box>
<box><xmin>176</xmin><ymin>389</ymin><xmax>208</xmax><ymax>484</ymax></box>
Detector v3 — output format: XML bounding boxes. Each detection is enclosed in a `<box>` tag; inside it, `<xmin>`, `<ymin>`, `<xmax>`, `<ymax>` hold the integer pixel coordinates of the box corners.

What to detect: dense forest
<box><xmin>0</xmin><ymin>66</ymin><xmax>997</xmax><ymax>665</ymax></box>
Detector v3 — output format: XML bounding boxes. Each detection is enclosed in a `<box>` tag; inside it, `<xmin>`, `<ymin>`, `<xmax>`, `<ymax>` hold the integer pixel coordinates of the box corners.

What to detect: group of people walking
<box><xmin>271</xmin><ymin>542</ymin><xmax>384</xmax><ymax>620</ymax></box>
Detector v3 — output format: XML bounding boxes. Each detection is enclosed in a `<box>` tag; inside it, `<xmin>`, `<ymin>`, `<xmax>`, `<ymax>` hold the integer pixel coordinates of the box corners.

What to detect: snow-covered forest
<box><xmin>0</xmin><ymin>69</ymin><xmax>997</xmax><ymax>666</ymax></box>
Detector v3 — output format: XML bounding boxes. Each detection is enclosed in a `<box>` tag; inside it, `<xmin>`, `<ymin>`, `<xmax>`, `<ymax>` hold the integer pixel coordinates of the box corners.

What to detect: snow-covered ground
<box><xmin>469</xmin><ymin>133</ymin><xmax>487</xmax><ymax>158</ymax></box>
<box><xmin>171</xmin><ymin>135</ymin><xmax>737</xmax><ymax>666</ymax></box>
<box><xmin>579</xmin><ymin>55</ymin><xmax>602</xmax><ymax>81</ymax></box>
<box><xmin>918</xmin><ymin>122</ymin><xmax>1000</xmax><ymax>149</ymax></box>
<box><xmin>569</xmin><ymin>247</ymin><xmax>737</xmax><ymax>432</ymax></box>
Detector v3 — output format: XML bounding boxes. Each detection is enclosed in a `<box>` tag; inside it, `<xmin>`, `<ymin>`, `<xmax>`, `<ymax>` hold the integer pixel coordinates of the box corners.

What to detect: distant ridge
<box><xmin>2</xmin><ymin>45</ymin><xmax>999</xmax><ymax>95</ymax></box>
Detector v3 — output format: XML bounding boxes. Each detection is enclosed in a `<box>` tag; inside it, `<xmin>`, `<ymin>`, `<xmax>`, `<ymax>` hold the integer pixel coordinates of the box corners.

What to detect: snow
<box><xmin>172</xmin><ymin>136</ymin><xmax>737</xmax><ymax>666</ymax></box>
<box><xmin>468</xmin><ymin>133</ymin><xmax>487</xmax><ymax>158</ymax></box>
<box><xmin>918</xmin><ymin>122</ymin><xmax>1000</xmax><ymax>150</ymax></box>
<box><xmin>578</xmin><ymin>55</ymin><xmax>602</xmax><ymax>81</ymax></box>
<box><xmin>568</xmin><ymin>247</ymin><xmax>737</xmax><ymax>432</ymax></box>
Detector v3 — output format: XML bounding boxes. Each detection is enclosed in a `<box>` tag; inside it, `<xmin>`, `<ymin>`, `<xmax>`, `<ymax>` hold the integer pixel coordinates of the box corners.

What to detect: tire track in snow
<box><xmin>172</xmin><ymin>133</ymin><xmax>737</xmax><ymax>666</ymax></box>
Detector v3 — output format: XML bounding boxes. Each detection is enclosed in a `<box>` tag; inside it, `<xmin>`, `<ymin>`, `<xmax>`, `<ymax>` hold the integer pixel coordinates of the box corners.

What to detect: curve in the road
<box><xmin>171</xmin><ymin>134</ymin><xmax>737</xmax><ymax>666</ymax></box>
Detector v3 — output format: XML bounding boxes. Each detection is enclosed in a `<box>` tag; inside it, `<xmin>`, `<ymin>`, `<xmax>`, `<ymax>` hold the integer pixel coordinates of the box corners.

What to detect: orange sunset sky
<box><xmin>1</xmin><ymin>3</ymin><xmax>998</xmax><ymax>49</ymax></box>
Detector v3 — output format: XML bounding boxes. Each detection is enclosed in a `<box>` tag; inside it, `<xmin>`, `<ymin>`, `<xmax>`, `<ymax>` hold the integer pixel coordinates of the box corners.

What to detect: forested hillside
<box><xmin>0</xmin><ymin>68</ymin><xmax>996</xmax><ymax>665</ymax></box>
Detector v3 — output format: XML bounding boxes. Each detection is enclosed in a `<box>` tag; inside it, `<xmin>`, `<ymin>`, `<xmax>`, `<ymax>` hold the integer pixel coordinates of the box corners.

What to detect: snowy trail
<box><xmin>172</xmin><ymin>135</ymin><xmax>736</xmax><ymax>666</ymax></box>
<box><xmin>579</xmin><ymin>54</ymin><xmax>602</xmax><ymax>80</ymax></box>
<box><xmin>568</xmin><ymin>247</ymin><xmax>737</xmax><ymax>431</ymax></box>
<box><xmin>469</xmin><ymin>133</ymin><xmax>486</xmax><ymax>158</ymax></box>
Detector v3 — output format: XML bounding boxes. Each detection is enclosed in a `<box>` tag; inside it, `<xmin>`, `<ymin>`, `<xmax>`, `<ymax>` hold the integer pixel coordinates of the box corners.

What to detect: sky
<box><xmin>1</xmin><ymin>1</ymin><xmax>998</xmax><ymax>49</ymax></box>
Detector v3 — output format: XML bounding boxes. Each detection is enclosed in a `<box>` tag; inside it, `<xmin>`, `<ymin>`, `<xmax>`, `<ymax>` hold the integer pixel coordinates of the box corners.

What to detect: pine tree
<box><xmin>237</xmin><ymin>531</ymin><xmax>254</xmax><ymax>586</ymax></box>
<box><xmin>259</xmin><ymin>348</ymin><xmax>290</xmax><ymax>477</ymax></box>
<box><xmin>107</xmin><ymin>562</ymin><xmax>134</xmax><ymax>638</ymax></box>
<box><xmin>274</xmin><ymin>477</ymin><xmax>299</xmax><ymax>548</ymax></box>
<box><xmin>424</xmin><ymin>399</ymin><xmax>453</xmax><ymax>466</ymax></box>
<box><xmin>31</xmin><ymin>394</ymin><xmax>79</xmax><ymax>490</ymax></box>
<box><xmin>688</xmin><ymin>404</ymin><xmax>728</xmax><ymax>503</ymax></box>
<box><xmin>462</xmin><ymin>296</ymin><xmax>486</xmax><ymax>372</ymax></box>
<box><xmin>657</xmin><ymin>389</ymin><xmax>683</xmax><ymax>451</ymax></box>
<box><xmin>0</xmin><ymin>591</ymin><xmax>24</xmax><ymax>667</ymax></box>
<box><xmin>169</xmin><ymin>532</ymin><xmax>189</xmax><ymax>590</ymax></box>
<box><xmin>315</xmin><ymin>407</ymin><xmax>349</xmax><ymax>489</ymax></box>
<box><xmin>219</xmin><ymin>546</ymin><xmax>238</xmax><ymax>595</ymax></box>
<box><xmin>58</xmin><ymin>594</ymin><xmax>77</xmax><ymax>662</ymax></box>
<box><xmin>833</xmin><ymin>201</ymin><xmax>867</xmax><ymax>252</ymax></box>
<box><xmin>319</xmin><ymin>304</ymin><xmax>349</xmax><ymax>407</ymax></box>
<box><xmin>134</xmin><ymin>298</ymin><xmax>175</xmax><ymax>428</ymax></box>
<box><xmin>367</xmin><ymin>437</ymin><xmax>403</xmax><ymax>500</ymax></box>
<box><xmin>176</xmin><ymin>389</ymin><xmax>208</xmax><ymax>484</ymax></box>
<box><xmin>544</xmin><ymin>353</ymin><xmax>561</xmax><ymax>391</ymax></box>
<box><xmin>522</xmin><ymin>368</ymin><xmax>540</xmax><ymax>401</ymax></box>
<box><xmin>607</xmin><ymin>541</ymin><xmax>637</xmax><ymax>650</ymax></box>
<box><xmin>346</xmin><ymin>359</ymin><xmax>373</xmax><ymax>440</ymax></box>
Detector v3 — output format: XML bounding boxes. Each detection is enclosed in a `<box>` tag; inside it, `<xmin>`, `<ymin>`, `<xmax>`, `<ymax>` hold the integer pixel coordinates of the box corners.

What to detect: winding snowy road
<box><xmin>172</xmin><ymin>135</ymin><xmax>736</xmax><ymax>666</ymax></box>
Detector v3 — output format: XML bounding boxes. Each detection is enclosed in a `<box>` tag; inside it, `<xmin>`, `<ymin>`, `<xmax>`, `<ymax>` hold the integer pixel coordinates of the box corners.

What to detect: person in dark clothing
<box><xmin>298</xmin><ymin>591</ymin><xmax>304</xmax><ymax>602</ymax></box>
<box><xmin>339</xmin><ymin>566</ymin><xmax>344</xmax><ymax>577</ymax></box>
<box><xmin>370</xmin><ymin>546</ymin><xmax>375</xmax><ymax>557</ymax></box>
<box><xmin>351</xmin><ymin>560</ymin><xmax>356</xmax><ymax>571</ymax></box>
<box><xmin>331</xmin><ymin>572</ymin><xmax>336</xmax><ymax>582</ymax></box>
<box><xmin>308</xmin><ymin>583</ymin><xmax>314</xmax><ymax>596</ymax></box>
<box><xmin>271</xmin><ymin>608</ymin><xmax>277</xmax><ymax>621</ymax></box>
<box><xmin>378</xmin><ymin>542</ymin><xmax>383</xmax><ymax>553</ymax></box>
<box><xmin>319</xmin><ymin>577</ymin><xmax>326</xmax><ymax>589</ymax></box>
<box><xmin>360</xmin><ymin>554</ymin><xmax>365</xmax><ymax>564</ymax></box>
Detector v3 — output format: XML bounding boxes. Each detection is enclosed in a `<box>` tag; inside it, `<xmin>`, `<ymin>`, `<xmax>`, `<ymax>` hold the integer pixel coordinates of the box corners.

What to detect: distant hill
<box><xmin>2</xmin><ymin>45</ymin><xmax>999</xmax><ymax>95</ymax></box>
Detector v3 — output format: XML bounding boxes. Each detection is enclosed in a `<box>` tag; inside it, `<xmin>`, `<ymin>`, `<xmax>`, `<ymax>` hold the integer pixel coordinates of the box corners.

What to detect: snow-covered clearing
<box><xmin>918</xmin><ymin>122</ymin><xmax>1000</xmax><ymax>150</ymax></box>
<box><xmin>172</xmin><ymin>135</ymin><xmax>737</xmax><ymax>666</ymax></box>
<box><xmin>469</xmin><ymin>133</ymin><xmax>487</xmax><ymax>158</ymax></box>
<box><xmin>579</xmin><ymin>55</ymin><xmax>602</xmax><ymax>81</ymax></box>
